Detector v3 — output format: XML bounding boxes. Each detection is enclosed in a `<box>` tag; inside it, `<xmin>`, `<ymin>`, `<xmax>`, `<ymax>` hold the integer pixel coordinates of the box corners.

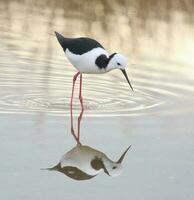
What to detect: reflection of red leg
<box><xmin>77</xmin><ymin>73</ymin><xmax>84</xmax><ymax>141</ymax></box>
<box><xmin>70</xmin><ymin>72</ymin><xmax>80</xmax><ymax>144</ymax></box>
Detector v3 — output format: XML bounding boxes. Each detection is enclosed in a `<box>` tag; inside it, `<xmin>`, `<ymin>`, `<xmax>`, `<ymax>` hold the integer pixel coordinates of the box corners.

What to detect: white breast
<box><xmin>65</xmin><ymin>47</ymin><xmax>109</xmax><ymax>74</ymax></box>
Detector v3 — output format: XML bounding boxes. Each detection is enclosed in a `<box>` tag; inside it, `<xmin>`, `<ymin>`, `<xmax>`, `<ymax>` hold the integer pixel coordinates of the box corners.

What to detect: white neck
<box><xmin>106</xmin><ymin>59</ymin><xmax>117</xmax><ymax>72</ymax></box>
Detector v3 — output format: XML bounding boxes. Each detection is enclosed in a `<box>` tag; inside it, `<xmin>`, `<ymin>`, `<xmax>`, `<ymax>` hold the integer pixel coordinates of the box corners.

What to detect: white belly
<box><xmin>65</xmin><ymin>47</ymin><xmax>109</xmax><ymax>74</ymax></box>
<box><xmin>60</xmin><ymin>145</ymin><xmax>106</xmax><ymax>176</ymax></box>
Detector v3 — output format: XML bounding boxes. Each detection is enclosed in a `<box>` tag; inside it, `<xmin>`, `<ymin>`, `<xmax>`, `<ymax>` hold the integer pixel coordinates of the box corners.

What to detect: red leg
<box><xmin>70</xmin><ymin>72</ymin><xmax>80</xmax><ymax>144</ymax></box>
<box><xmin>77</xmin><ymin>73</ymin><xmax>84</xmax><ymax>141</ymax></box>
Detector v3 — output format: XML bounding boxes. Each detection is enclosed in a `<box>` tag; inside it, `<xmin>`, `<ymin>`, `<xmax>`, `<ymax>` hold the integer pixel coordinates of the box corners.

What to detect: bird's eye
<box><xmin>117</xmin><ymin>62</ymin><xmax>121</xmax><ymax>66</ymax></box>
<box><xmin>112</xmin><ymin>166</ymin><xmax>117</xmax><ymax>169</ymax></box>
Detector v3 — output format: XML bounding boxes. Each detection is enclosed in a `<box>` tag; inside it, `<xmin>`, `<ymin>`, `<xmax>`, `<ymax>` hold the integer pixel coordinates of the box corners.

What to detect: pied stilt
<box><xmin>55</xmin><ymin>32</ymin><xmax>133</xmax><ymax>143</ymax></box>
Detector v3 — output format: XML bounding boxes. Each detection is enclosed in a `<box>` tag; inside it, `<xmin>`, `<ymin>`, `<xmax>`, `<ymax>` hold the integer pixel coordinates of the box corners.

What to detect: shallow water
<box><xmin>0</xmin><ymin>0</ymin><xmax>194</xmax><ymax>199</ymax></box>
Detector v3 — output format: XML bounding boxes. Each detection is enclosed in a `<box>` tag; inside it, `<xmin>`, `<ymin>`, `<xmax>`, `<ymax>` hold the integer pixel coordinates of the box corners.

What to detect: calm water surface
<box><xmin>0</xmin><ymin>0</ymin><xmax>194</xmax><ymax>199</ymax></box>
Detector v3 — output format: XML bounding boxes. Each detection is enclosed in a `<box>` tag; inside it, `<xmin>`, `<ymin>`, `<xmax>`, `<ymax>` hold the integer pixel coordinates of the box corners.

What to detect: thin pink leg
<box><xmin>70</xmin><ymin>72</ymin><xmax>80</xmax><ymax>144</ymax></box>
<box><xmin>77</xmin><ymin>73</ymin><xmax>84</xmax><ymax>141</ymax></box>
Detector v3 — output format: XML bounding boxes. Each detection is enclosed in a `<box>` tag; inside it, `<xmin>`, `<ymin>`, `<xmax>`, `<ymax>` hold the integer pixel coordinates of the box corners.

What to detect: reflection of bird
<box><xmin>55</xmin><ymin>32</ymin><xmax>133</xmax><ymax>143</ymax></box>
<box><xmin>42</xmin><ymin>144</ymin><xmax>131</xmax><ymax>181</ymax></box>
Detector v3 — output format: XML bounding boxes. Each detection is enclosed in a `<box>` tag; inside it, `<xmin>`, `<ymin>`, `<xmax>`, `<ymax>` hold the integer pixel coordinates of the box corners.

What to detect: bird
<box><xmin>42</xmin><ymin>144</ymin><xmax>131</xmax><ymax>181</ymax></box>
<box><xmin>55</xmin><ymin>32</ymin><xmax>133</xmax><ymax>142</ymax></box>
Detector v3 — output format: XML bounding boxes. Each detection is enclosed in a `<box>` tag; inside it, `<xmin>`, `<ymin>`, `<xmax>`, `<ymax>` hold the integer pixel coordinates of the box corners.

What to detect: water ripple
<box><xmin>0</xmin><ymin>59</ymin><xmax>193</xmax><ymax>117</ymax></box>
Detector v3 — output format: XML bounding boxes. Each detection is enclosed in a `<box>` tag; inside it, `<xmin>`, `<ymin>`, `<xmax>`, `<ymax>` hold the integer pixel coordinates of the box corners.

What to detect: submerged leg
<box><xmin>70</xmin><ymin>72</ymin><xmax>80</xmax><ymax>144</ymax></box>
<box><xmin>77</xmin><ymin>73</ymin><xmax>84</xmax><ymax>141</ymax></box>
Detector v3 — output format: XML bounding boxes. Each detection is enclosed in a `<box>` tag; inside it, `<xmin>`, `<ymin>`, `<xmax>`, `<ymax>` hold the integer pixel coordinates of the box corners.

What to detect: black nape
<box><xmin>95</xmin><ymin>53</ymin><xmax>117</xmax><ymax>69</ymax></box>
<box><xmin>108</xmin><ymin>53</ymin><xmax>117</xmax><ymax>61</ymax></box>
<box><xmin>95</xmin><ymin>54</ymin><xmax>109</xmax><ymax>69</ymax></box>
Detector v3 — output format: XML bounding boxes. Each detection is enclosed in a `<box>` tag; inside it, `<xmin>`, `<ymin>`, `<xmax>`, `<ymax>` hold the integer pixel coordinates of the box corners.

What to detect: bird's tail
<box><xmin>40</xmin><ymin>164</ymin><xmax>59</xmax><ymax>171</ymax></box>
<box><xmin>54</xmin><ymin>31</ymin><xmax>71</xmax><ymax>51</ymax></box>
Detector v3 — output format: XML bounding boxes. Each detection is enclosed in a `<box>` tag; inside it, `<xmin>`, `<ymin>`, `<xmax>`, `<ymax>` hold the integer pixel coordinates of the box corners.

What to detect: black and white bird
<box><xmin>55</xmin><ymin>32</ymin><xmax>133</xmax><ymax>142</ymax></box>
<box><xmin>43</xmin><ymin>144</ymin><xmax>131</xmax><ymax>181</ymax></box>
<box><xmin>55</xmin><ymin>32</ymin><xmax>133</xmax><ymax>91</ymax></box>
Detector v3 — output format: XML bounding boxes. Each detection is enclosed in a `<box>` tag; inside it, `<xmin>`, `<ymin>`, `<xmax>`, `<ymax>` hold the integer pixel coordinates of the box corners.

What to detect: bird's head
<box><xmin>107</xmin><ymin>53</ymin><xmax>133</xmax><ymax>91</ymax></box>
<box><xmin>102</xmin><ymin>145</ymin><xmax>131</xmax><ymax>177</ymax></box>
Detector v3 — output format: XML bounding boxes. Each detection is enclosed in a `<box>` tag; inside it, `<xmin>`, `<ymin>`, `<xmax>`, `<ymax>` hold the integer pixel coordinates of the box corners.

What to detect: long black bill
<box><xmin>120</xmin><ymin>69</ymin><xmax>133</xmax><ymax>91</ymax></box>
<box><xmin>117</xmin><ymin>145</ymin><xmax>132</xmax><ymax>164</ymax></box>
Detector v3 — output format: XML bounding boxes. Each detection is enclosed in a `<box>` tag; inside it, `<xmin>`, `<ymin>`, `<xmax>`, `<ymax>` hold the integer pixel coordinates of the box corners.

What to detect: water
<box><xmin>0</xmin><ymin>0</ymin><xmax>194</xmax><ymax>199</ymax></box>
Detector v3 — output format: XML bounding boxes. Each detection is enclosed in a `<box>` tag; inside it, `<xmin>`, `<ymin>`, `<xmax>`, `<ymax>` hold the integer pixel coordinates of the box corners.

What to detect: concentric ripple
<box><xmin>0</xmin><ymin>56</ymin><xmax>194</xmax><ymax>117</ymax></box>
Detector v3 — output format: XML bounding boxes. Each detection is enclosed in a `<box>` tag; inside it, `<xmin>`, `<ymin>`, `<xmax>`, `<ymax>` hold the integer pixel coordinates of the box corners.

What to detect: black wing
<box><xmin>59</xmin><ymin>166</ymin><xmax>96</xmax><ymax>181</ymax></box>
<box><xmin>55</xmin><ymin>31</ymin><xmax>104</xmax><ymax>55</ymax></box>
<box><xmin>43</xmin><ymin>163</ymin><xmax>96</xmax><ymax>181</ymax></box>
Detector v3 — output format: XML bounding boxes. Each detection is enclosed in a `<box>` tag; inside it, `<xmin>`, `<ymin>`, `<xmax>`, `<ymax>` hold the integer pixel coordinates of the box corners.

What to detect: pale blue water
<box><xmin>0</xmin><ymin>0</ymin><xmax>194</xmax><ymax>199</ymax></box>
<box><xmin>1</xmin><ymin>115</ymin><xmax>194</xmax><ymax>199</ymax></box>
